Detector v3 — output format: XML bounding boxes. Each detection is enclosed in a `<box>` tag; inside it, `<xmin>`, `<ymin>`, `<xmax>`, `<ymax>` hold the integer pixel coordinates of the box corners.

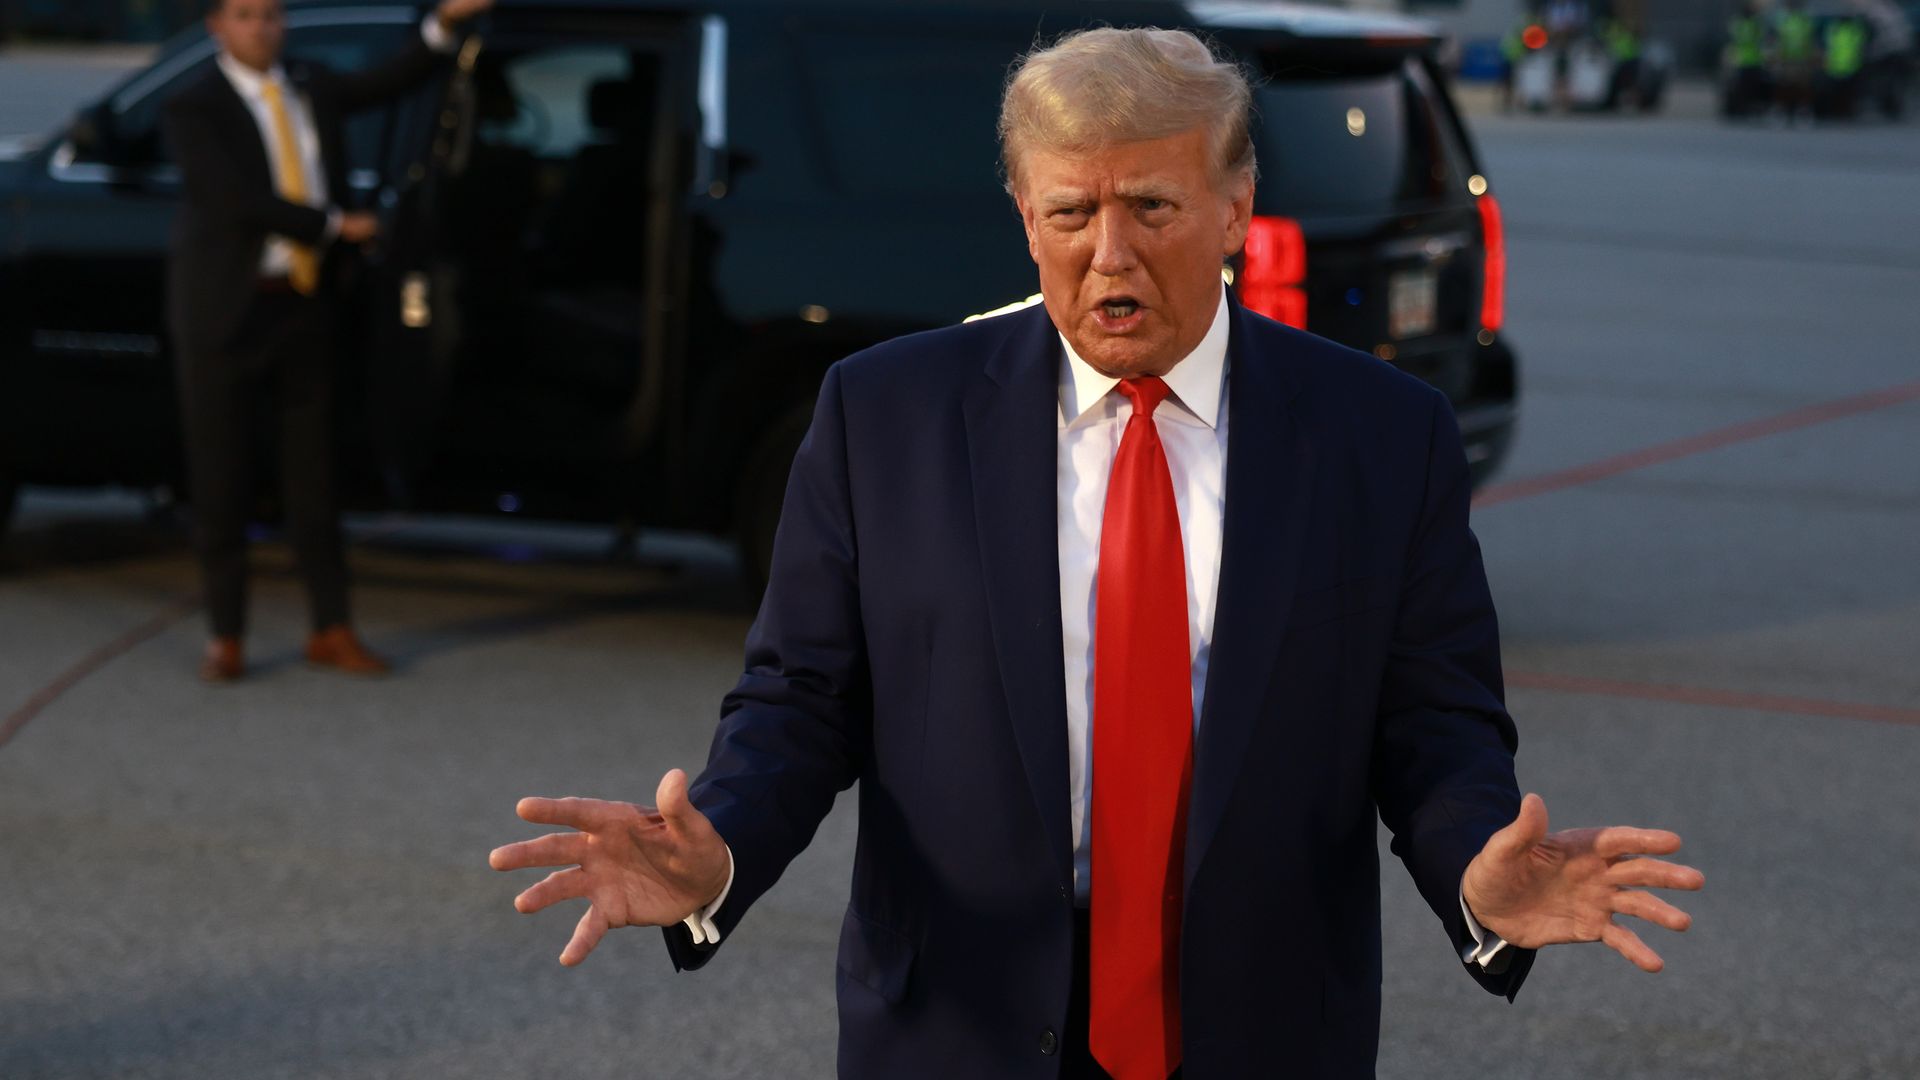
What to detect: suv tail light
<box><xmin>1476</xmin><ymin>193</ymin><xmax>1505</xmax><ymax>334</ymax></box>
<box><xmin>1240</xmin><ymin>215</ymin><xmax>1308</xmax><ymax>330</ymax></box>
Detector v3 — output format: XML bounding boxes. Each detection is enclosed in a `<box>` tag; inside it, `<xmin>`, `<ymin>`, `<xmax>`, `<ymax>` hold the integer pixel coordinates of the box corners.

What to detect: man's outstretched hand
<box><xmin>489</xmin><ymin>769</ymin><xmax>730</xmax><ymax>966</ymax></box>
<box><xmin>1462</xmin><ymin>793</ymin><xmax>1705</xmax><ymax>973</ymax></box>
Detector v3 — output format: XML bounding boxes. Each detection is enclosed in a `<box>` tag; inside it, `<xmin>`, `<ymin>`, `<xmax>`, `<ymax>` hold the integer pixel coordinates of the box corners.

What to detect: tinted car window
<box><xmin>1254</xmin><ymin>60</ymin><xmax>1459</xmax><ymax>215</ymax></box>
<box><xmin>478</xmin><ymin>45</ymin><xmax>633</xmax><ymax>158</ymax></box>
<box><xmin>801</xmin><ymin>26</ymin><xmax>1025</xmax><ymax>196</ymax></box>
<box><xmin>725</xmin><ymin>27</ymin><xmax>827</xmax><ymax>201</ymax></box>
<box><xmin>95</xmin><ymin>21</ymin><xmax>410</xmax><ymax>169</ymax></box>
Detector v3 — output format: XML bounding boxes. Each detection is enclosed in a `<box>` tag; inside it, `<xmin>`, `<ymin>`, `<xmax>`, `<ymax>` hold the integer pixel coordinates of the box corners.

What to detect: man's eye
<box><xmin>1138</xmin><ymin>199</ymin><xmax>1169</xmax><ymax>213</ymax></box>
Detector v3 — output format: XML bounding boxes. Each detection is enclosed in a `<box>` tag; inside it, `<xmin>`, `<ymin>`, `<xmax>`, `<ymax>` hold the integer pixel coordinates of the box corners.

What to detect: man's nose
<box><xmin>1088</xmin><ymin>211</ymin><xmax>1139</xmax><ymax>278</ymax></box>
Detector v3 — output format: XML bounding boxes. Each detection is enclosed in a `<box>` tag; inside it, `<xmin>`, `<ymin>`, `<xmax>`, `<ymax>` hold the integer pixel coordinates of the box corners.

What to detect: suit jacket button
<box><xmin>1039</xmin><ymin>1029</ymin><xmax>1058</xmax><ymax>1056</ymax></box>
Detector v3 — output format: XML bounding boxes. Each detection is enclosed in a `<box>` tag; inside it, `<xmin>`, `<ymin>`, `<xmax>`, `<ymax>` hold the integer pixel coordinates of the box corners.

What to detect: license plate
<box><xmin>1388</xmin><ymin>268</ymin><xmax>1437</xmax><ymax>341</ymax></box>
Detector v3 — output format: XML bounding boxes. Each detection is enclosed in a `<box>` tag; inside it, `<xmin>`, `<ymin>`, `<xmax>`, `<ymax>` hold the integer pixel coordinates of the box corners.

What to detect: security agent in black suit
<box><xmin>162</xmin><ymin>0</ymin><xmax>492</xmax><ymax>681</ymax></box>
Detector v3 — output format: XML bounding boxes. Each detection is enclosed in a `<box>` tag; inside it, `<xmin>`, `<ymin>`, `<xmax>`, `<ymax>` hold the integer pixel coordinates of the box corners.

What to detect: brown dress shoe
<box><xmin>305</xmin><ymin>625</ymin><xmax>391</xmax><ymax>676</ymax></box>
<box><xmin>199</xmin><ymin>637</ymin><xmax>245</xmax><ymax>683</ymax></box>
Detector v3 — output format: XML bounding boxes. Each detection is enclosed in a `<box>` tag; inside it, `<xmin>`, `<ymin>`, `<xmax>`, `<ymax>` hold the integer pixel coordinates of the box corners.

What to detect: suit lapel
<box><xmin>963</xmin><ymin>305</ymin><xmax>1076</xmax><ymax>891</ymax></box>
<box><xmin>1186</xmin><ymin>300</ymin><xmax>1315</xmax><ymax>889</ymax></box>
<box><xmin>207</xmin><ymin>70</ymin><xmax>275</xmax><ymax>188</ymax></box>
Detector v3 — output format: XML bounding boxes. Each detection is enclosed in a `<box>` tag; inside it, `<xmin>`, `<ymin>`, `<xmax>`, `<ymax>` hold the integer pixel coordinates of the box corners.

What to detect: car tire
<box><xmin>735</xmin><ymin>402</ymin><xmax>814</xmax><ymax>595</ymax></box>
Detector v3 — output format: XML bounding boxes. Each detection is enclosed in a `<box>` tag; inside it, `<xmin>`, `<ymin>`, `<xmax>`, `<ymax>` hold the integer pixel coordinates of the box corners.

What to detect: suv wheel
<box><xmin>735</xmin><ymin>403</ymin><xmax>814</xmax><ymax>595</ymax></box>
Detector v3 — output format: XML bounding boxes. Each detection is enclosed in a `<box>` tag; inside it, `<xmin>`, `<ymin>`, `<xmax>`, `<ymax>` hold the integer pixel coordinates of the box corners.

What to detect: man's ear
<box><xmin>1220</xmin><ymin>174</ymin><xmax>1255</xmax><ymax>258</ymax></box>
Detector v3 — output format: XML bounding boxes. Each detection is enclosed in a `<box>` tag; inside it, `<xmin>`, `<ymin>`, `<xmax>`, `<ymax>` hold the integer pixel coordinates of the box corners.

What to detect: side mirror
<box><xmin>68</xmin><ymin>102</ymin><xmax>123</xmax><ymax>164</ymax></box>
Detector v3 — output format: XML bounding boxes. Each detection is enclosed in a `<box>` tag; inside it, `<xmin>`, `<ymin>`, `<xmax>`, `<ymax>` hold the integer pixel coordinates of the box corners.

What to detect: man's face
<box><xmin>1015</xmin><ymin>126</ymin><xmax>1252</xmax><ymax>379</ymax></box>
<box><xmin>207</xmin><ymin>0</ymin><xmax>287</xmax><ymax>73</ymax></box>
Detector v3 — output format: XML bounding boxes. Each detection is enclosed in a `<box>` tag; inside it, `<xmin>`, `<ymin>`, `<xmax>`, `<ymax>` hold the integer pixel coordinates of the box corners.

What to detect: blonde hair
<box><xmin>998</xmin><ymin>26</ymin><xmax>1258</xmax><ymax>197</ymax></box>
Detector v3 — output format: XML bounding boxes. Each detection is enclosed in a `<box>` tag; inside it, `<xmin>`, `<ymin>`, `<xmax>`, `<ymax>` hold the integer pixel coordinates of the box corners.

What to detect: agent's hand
<box><xmin>435</xmin><ymin>0</ymin><xmax>494</xmax><ymax>29</ymax></box>
<box><xmin>1462</xmin><ymin>793</ymin><xmax>1705</xmax><ymax>972</ymax></box>
<box><xmin>489</xmin><ymin>769</ymin><xmax>731</xmax><ymax>966</ymax></box>
<box><xmin>338</xmin><ymin>211</ymin><xmax>379</xmax><ymax>245</ymax></box>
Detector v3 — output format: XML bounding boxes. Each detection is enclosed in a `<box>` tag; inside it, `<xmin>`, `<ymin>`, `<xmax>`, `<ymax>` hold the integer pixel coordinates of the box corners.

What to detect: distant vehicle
<box><xmin>1511</xmin><ymin>26</ymin><xmax>1671</xmax><ymax>113</ymax></box>
<box><xmin>0</xmin><ymin>0</ymin><xmax>1520</xmax><ymax>582</ymax></box>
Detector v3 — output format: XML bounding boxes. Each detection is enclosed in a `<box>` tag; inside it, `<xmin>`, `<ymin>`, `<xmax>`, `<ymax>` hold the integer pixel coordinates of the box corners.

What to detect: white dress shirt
<box><xmin>1054</xmin><ymin>287</ymin><xmax>1507</xmax><ymax>969</ymax></box>
<box><xmin>1058</xmin><ymin>288</ymin><xmax>1230</xmax><ymax>905</ymax></box>
<box><xmin>215</xmin><ymin>52</ymin><xmax>333</xmax><ymax>277</ymax></box>
<box><xmin>215</xmin><ymin>15</ymin><xmax>455</xmax><ymax>277</ymax></box>
<box><xmin>692</xmin><ymin>287</ymin><xmax>1507</xmax><ymax>969</ymax></box>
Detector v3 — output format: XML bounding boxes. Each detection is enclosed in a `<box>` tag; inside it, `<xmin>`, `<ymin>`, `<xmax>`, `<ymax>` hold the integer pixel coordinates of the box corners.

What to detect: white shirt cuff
<box><xmin>681</xmin><ymin>846</ymin><xmax>734</xmax><ymax>947</ymax></box>
<box><xmin>1459</xmin><ymin>886</ymin><xmax>1512</xmax><ymax>971</ymax></box>
<box><xmin>323</xmin><ymin>209</ymin><xmax>343</xmax><ymax>245</ymax></box>
<box><xmin>421</xmin><ymin>12</ymin><xmax>459</xmax><ymax>53</ymax></box>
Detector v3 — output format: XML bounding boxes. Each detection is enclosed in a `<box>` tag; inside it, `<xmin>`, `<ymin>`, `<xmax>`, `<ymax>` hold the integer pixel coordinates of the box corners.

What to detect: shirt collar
<box><xmin>216</xmin><ymin>51</ymin><xmax>290</xmax><ymax>101</ymax></box>
<box><xmin>1058</xmin><ymin>285</ymin><xmax>1229</xmax><ymax>429</ymax></box>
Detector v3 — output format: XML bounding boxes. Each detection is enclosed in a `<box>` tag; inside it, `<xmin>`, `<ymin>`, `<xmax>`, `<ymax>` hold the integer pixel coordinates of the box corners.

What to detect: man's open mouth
<box><xmin>1100</xmin><ymin>298</ymin><xmax>1140</xmax><ymax>319</ymax></box>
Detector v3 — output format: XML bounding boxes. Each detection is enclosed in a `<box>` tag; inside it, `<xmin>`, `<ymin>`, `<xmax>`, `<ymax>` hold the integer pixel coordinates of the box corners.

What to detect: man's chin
<box><xmin>1071</xmin><ymin>339</ymin><xmax>1174</xmax><ymax>380</ymax></box>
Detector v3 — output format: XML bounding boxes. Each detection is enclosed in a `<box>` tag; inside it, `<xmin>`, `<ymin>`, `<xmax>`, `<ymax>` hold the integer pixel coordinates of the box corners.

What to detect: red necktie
<box><xmin>1089</xmin><ymin>376</ymin><xmax>1191</xmax><ymax>1080</ymax></box>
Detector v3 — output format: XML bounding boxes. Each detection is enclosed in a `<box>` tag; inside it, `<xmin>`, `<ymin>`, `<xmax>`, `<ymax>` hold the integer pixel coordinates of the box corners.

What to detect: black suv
<box><xmin>0</xmin><ymin>0</ymin><xmax>1518</xmax><ymax>581</ymax></box>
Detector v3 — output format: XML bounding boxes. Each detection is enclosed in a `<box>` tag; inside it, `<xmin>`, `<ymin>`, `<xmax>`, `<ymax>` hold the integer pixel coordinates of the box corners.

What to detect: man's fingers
<box><xmin>1594</xmin><ymin>826</ymin><xmax>1684</xmax><ymax>860</ymax></box>
<box><xmin>489</xmin><ymin>832</ymin><xmax>587</xmax><ymax>873</ymax></box>
<box><xmin>514</xmin><ymin>867</ymin><xmax>591</xmax><ymax>915</ymax></box>
<box><xmin>516</xmin><ymin>796</ymin><xmax>619</xmax><ymax>831</ymax></box>
<box><xmin>1611</xmin><ymin>889</ymin><xmax>1693</xmax><ymax>933</ymax></box>
<box><xmin>1606</xmin><ymin>857</ymin><xmax>1706</xmax><ymax>892</ymax></box>
<box><xmin>1599</xmin><ymin>920</ymin><xmax>1665</xmax><ymax>973</ymax></box>
<box><xmin>559</xmin><ymin>906</ymin><xmax>608</xmax><ymax>967</ymax></box>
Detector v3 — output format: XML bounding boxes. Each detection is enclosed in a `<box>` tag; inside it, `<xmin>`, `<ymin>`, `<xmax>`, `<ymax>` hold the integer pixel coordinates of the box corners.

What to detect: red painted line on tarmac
<box><xmin>0</xmin><ymin>516</ymin><xmax>418</xmax><ymax>754</ymax></box>
<box><xmin>1507</xmin><ymin>669</ymin><xmax>1920</xmax><ymax>728</ymax></box>
<box><xmin>1473</xmin><ymin>378</ymin><xmax>1920</xmax><ymax>508</ymax></box>
<box><xmin>0</xmin><ymin>596</ymin><xmax>198</xmax><ymax>752</ymax></box>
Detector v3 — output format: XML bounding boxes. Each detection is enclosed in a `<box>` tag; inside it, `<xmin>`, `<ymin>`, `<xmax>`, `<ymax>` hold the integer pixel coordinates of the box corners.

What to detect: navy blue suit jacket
<box><xmin>666</xmin><ymin>295</ymin><xmax>1533</xmax><ymax>1078</ymax></box>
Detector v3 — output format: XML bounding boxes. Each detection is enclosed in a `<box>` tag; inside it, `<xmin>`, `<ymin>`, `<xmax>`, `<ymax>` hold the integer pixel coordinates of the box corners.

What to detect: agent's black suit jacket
<box><xmin>665</xmin><ymin>295</ymin><xmax>1535</xmax><ymax>1078</ymax></box>
<box><xmin>161</xmin><ymin>38</ymin><xmax>443</xmax><ymax>352</ymax></box>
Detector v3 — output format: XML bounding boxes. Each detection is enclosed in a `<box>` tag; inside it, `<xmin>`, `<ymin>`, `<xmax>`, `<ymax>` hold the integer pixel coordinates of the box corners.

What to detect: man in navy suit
<box><xmin>491</xmin><ymin>27</ymin><xmax>1702</xmax><ymax>1079</ymax></box>
<box><xmin>163</xmin><ymin>0</ymin><xmax>489</xmax><ymax>681</ymax></box>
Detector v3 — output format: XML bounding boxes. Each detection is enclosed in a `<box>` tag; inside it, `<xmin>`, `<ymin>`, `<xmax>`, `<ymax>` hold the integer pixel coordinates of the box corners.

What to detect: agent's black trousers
<box><xmin>176</xmin><ymin>289</ymin><xmax>350</xmax><ymax>638</ymax></box>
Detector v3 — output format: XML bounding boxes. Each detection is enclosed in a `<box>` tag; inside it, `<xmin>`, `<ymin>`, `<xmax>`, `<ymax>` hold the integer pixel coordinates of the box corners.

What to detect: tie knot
<box><xmin>1117</xmin><ymin>376</ymin><xmax>1172</xmax><ymax>417</ymax></box>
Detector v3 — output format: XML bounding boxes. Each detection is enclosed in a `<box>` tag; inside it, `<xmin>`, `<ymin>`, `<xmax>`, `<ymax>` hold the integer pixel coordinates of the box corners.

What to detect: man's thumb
<box><xmin>656</xmin><ymin>768</ymin><xmax>697</xmax><ymax>829</ymax></box>
<box><xmin>1496</xmin><ymin>792</ymin><xmax>1549</xmax><ymax>857</ymax></box>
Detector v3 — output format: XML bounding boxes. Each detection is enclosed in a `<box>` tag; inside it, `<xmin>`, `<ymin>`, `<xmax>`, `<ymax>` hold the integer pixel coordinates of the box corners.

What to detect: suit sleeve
<box><xmin>162</xmin><ymin>96</ymin><xmax>331</xmax><ymax>245</ymax></box>
<box><xmin>663</xmin><ymin>363</ymin><xmax>870</xmax><ymax>971</ymax></box>
<box><xmin>1370</xmin><ymin>388</ymin><xmax>1535</xmax><ymax>1000</ymax></box>
<box><xmin>321</xmin><ymin>28</ymin><xmax>448</xmax><ymax>116</ymax></box>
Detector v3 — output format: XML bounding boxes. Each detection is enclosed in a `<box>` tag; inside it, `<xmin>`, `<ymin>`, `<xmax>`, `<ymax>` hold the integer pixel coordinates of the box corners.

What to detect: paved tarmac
<box><xmin>3</xmin><ymin>58</ymin><xmax>1918</xmax><ymax>1079</ymax></box>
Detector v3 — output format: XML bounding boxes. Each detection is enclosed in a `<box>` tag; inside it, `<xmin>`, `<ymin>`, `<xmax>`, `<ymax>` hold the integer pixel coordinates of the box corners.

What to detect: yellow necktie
<box><xmin>260</xmin><ymin>78</ymin><xmax>319</xmax><ymax>296</ymax></box>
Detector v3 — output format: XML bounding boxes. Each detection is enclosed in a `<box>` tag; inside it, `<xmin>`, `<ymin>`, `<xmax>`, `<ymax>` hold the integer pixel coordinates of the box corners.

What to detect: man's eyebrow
<box><xmin>1113</xmin><ymin>180</ymin><xmax>1186</xmax><ymax>202</ymax></box>
<box><xmin>1035</xmin><ymin>191</ymin><xmax>1092</xmax><ymax>211</ymax></box>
